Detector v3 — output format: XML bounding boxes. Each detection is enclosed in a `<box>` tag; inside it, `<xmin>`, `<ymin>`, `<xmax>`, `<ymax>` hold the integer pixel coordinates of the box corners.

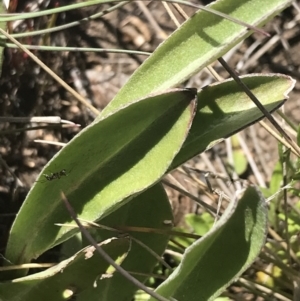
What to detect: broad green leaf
<box><xmin>149</xmin><ymin>186</ymin><xmax>268</xmax><ymax>301</ymax></box>
<box><xmin>170</xmin><ymin>74</ymin><xmax>295</xmax><ymax>169</ymax></box>
<box><xmin>100</xmin><ymin>0</ymin><xmax>293</xmax><ymax>117</ymax></box>
<box><xmin>76</xmin><ymin>183</ymin><xmax>173</xmax><ymax>301</ymax></box>
<box><xmin>1</xmin><ymin>184</ymin><xmax>172</xmax><ymax>301</ymax></box>
<box><xmin>4</xmin><ymin>89</ymin><xmax>196</xmax><ymax>272</ymax></box>
<box><xmin>0</xmin><ymin>238</ymin><xmax>130</xmax><ymax>301</ymax></box>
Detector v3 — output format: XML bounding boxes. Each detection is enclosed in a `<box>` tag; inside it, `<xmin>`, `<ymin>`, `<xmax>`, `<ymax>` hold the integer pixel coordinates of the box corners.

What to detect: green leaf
<box><xmin>76</xmin><ymin>183</ymin><xmax>173</xmax><ymax>301</ymax></box>
<box><xmin>268</xmin><ymin>161</ymin><xmax>283</xmax><ymax>230</ymax></box>
<box><xmin>270</xmin><ymin>161</ymin><xmax>283</xmax><ymax>196</ymax></box>
<box><xmin>185</xmin><ymin>212</ymin><xmax>214</xmax><ymax>236</ymax></box>
<box><xmin>0</xmin><ymin>238</ymin><xmax>130</xmax><ymax>301</ymax></box>
<box><xmin>170</xmin><ymin>74</ymin><xmax>295</xmax><ymax>169</ymax></box>
<box><xmin>4</xmin><ymin>89</ymin><xmax>196</xmax><ymax>271</ymax></box>
<box><xmin>99</xmin><ymin>0</ymin><xmax>293</xmax><ymax>116</ymax></box>
<box><xmin>0</xmin><ymin>184</ymin><xmax>172</xmax><ymax>301</ymax></box>
<box><xmin>149</xmin><ymin>186</ymin><xmax>268</xmax><ymax>301</ymax></box>
<box><xmin>297</xmin><ymin>125</ymin><xmax>300</xmax><ymax>146</ymax></box>
<box><xmin>231</xmin><ymin>135</ymin><xmax>248</xmax><ymax>176</ymax></box>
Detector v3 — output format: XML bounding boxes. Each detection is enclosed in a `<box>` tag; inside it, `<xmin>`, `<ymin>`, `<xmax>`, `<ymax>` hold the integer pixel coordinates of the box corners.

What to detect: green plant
<box><xmin>0</xmin><ymin>0</ymin><xmax>297</xmax><ymax>300</ymax></box>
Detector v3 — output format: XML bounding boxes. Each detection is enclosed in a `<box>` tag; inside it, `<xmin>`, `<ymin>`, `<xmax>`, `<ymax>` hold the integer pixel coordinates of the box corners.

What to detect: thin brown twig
<box><xmin>162</xmin><ymin>179</ymin><xmax>217</xmax><ymax>215</ymax></box>
<box><xmin>218</xmin><ymin>57</ymin><xmax>300</xmax><ymax>157</ymax></box>
<box><xmin>171</xmin><ymin>3</ymin><xmax>189</xmax><ymax>20</ymax></box>
<box><xmin>0</xmin><ymin>155</ymin><xmax>23</xmax><ymax>188</ymax></box>
<box><xmin>60</xmin><ymin>192</ymin><xmax>175</xmax><ymax>301</ymax></box>
<box><xmin>162</xmin><ymin>2</ymin><xmax>181</xmax><ymax>27</ymax></box>
<box><xmin>0</xmin><ymin>124</ymin><xmax>79</xmax><ymax>135</ymax></box>
<box><xmin>0</xmin><ymin>116</ymin><xmax>61</xmax><ymax>123</ymax></box>
<box><xmin>0</xmin><ymin>28</ymin><xmax>100</xmax><ymax>117</ymax></box>
<box><xmin>259</xmin><ymin>120</ymin><xmax>298</xmax><ymax>156</ymax></box>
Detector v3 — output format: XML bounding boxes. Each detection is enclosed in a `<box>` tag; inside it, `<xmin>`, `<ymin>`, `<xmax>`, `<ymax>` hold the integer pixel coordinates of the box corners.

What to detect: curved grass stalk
<box><xmin>0</xmin><ymin>0</ymin><xmax>117</xmax><ymax>22</ymax></box>
<box><xmin>0</xmin><ymin>0</ymin><xmax>270</xmax><ymax>34</ymax></box>
<box><xmin>0</xmin><ymin>28</ymin><xmax>100</xmax><ymax>116</ymax></box>
<box><xmin>3</xmin><ymin>1</ymin><xmax>128</xmax><ymax>39</ymax></box>
<box><xmin>2</xmin><ymin>43</ymin><xmax>151</xmax><ymax>55</ymax></box>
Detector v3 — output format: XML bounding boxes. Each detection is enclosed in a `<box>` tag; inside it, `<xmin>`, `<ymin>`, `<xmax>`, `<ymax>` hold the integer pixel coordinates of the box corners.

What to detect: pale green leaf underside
<box><xmin>5</xmin><ymin>89</ymin><xmax>196</xmax><ymax>268</ymax></box>
<box><xmin>77</xmin><ymin>183</ymin><xmax>173</xmax><ymax>301</ymax></box>
<box><xmin>1</xmin><ymin>184</ymin><xmax>173</xmax><ymax>301</ymax></box>
<box><xmin>100</xmin><ymin>0</ymin><xmax>292</xmax><ymax>117</ymax></box>
<box><xmin>149</xmin><ymin>186</ymin><xmax>268</xmax><ymax>301</ymax></box>
<box><xmin>0</xmin><ymin>238</ymin><xmax>130</xmax><ymax>301</ymax></box>
<box><xmin>171</xmin><ymin>74</ymin><xmax>295</xmax><ymax>169</ymax></box>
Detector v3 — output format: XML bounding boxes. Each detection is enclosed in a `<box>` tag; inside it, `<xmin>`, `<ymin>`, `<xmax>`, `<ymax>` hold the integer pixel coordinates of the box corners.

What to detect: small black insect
<box><xmin>35</xmin><ymin>167</ymin><xmax>73</xmax><ymax>184</ymax></box>
<box><xmin>43</xmin><ymin>169</ymin><xmax>67</xmax><ymax>181</ymax></box>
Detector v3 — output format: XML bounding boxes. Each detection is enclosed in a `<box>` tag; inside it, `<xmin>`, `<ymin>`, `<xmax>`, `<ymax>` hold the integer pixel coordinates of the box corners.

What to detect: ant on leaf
<box><xmin>43</xmin><ymin>169</ymin><xmax>67</xmax><ymax>181</ymax></box>
<box><xmin>36</xmin><ymin>168</ymin><xmax>70</xmax><ymax>183</ymax></box>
